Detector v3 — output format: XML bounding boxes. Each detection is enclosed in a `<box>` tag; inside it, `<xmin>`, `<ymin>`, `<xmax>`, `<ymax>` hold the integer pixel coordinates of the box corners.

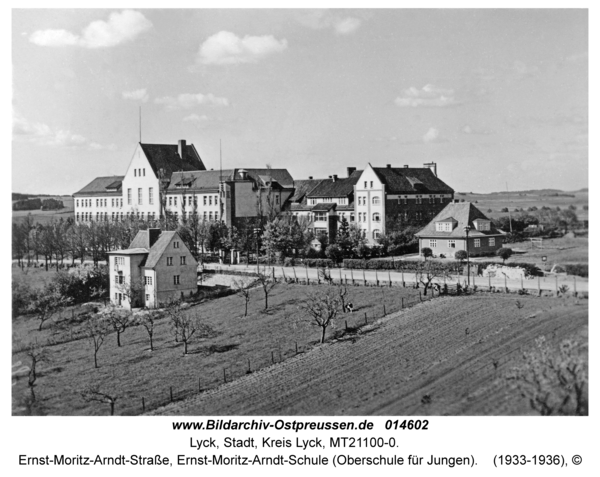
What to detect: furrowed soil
<box><xmin>152</xmin><ymin>294</ymin><xmax>587</xmax><ymax>416</ymax></box>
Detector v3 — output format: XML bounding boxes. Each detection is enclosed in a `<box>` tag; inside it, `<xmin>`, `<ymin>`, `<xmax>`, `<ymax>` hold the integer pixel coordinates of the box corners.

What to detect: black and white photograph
<box><xmin>10</xmin><ymin>6</ymin><xmax>589</xmax><ymax>424</ymax></box>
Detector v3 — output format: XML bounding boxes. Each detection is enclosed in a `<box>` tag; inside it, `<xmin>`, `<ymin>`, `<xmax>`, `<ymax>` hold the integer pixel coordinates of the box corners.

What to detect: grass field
<box><xmin>152</xmin><ymin>294</ymin><xmax>587</xmax><ymax>416</ymax></box>
<box><xmin>12</xmin><ymin>283</ymin><xmax>421</xmax><ymax>416</ymax></box>
<box><xmin>12</xmin><ymin>196</ymin><xmax>74</xmax><ymax>225</ymax></box>
<box><xmin>455</xmin><ymin>190</ymin><xmax>588</xmax><ymax>221</ymax></box>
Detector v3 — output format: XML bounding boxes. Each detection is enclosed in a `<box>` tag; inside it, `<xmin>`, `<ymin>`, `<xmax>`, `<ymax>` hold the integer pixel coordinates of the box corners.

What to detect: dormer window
<box><xmin>473</xmin><ymin>219</ymin><xmax>491</xmax><ymax>231</ymax></box>
<box><xmin>435</xmin><ymin>218</ymin><xmax>457</xmax><ymax>232</ymax></box>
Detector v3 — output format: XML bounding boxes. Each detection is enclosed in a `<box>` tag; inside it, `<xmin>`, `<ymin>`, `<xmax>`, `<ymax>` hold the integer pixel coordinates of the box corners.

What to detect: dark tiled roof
<box><xmin>140</xmin><ymin>143</ymin><xmax>206</xmax><ymax>179</ymax></box>
<box><xmin>73</xmin><ymin>176</ymin><xmax>125</xmax><ymax>196</ymax></box>
<box><xmin>307</xmin><ymin>172</ymin><xmax>362</xmax><ymax>198</ymax></box>
<box><xmin>243</xmin><ymin>169</ymin><xmax>294</xmax><ymax>188</ymax></box>
<box><xmin>144</xmin><ymin>231</ymin><xmax>178</xmax><ymax>269</ymax></box>
<box><xmin>289</xmin><ymin>179</ymin><xmax>325</xmax><ymax>202</ymax></box>
<box><xmin>129</xmin><ymin>230</ymin><xmax>151</xmax><ymax>249</ymax></box>
<box><xmin>311</xmin><ymin>203</ymin><xmax>337</xmax><ymax>212</ymax></box>
<box><xmin>371</xmin><ymin>167</ymin><xmax>454</xmax><ymax>194</ymax></box>
<box><xmin>168</xmin><ymin>170</ymin><xmax>233</xmax><ymax>192</ymax></box>
<box><xmin>415</xmin><ymin>202</ymin><xmax>503</xmax><ymax>238</ymax></box>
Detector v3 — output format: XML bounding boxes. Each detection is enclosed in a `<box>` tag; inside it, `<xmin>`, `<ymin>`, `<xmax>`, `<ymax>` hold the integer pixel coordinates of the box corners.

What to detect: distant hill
<box><xmin>457</xmin><ymin>188</ymin><xmax>587</xmax><ymax>196</ymax></box>
<box><xmin>12</xmin><ymin>192</ymin><xmax>70</xmax><ymax>201</ymax></box>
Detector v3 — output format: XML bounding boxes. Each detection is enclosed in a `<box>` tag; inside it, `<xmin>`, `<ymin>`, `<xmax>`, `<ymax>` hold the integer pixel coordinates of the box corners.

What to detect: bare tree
<box><xmin>318</xmin><ymin>267</ymin><xmax>334</xmax><ymax>285</ymax></box>
<box><xmin>165</xmin><ymin>300</ymin><xmax>184</xmax><ymax>342</ymax></box>
<box><xmin>25</xmin><ymin>342</ymin><xmax>49</xmax><ymax>402</ymax></box>
<box><xmin>178</xmin><ymin>313</ymin><xmax>214</xmax><ymax>355</ymax></box>
<box><xmin>137</xmin><ymin>310</ymin><xmax>160</xmax><ymax>351</ymax></box>
<box><xmin>337</xmin><ymin>285</ymin><xmax>349</xmax><ymax>313</ymax></box>
<box><xmin>85</xmin><ymin>315</ymin><xmax>109</xmax><ymax>369</ymax></box>
<box><xmin>255</xmin><ymin>267</ymin><xmax>278</xmax><ymax>310</ymax></box>
<box><xmin>507</xmin><ymin>336</ymin><xmax>588</xmax><ymax>416</ymax></box>
<box><xmin>298</xmin><ymin>289</ymin><xmax>341</xmax><ymax>344</ymax></box>
<box><xmin>116</xmin><ymin>276</ymin><xmax>145</xmax><ymax>309</ymax></box>
<box><xmin>105</xmin><ymin>307</ymin><xmax>132</xmax><ymax>347</ymax></box>
<box><xmin>415</xmin><ymin>261</ymin><xmax>449</xmax><ymax>296</ymax></box>
<box><xmin>232</xmin><ymin>278</ymin><xmax>255</xmax><ymax>317</ymax></box>
<box><xmin>80</xmin><ymin>385</ymin><xmax>118</xmax><ymax>416</ymax></box>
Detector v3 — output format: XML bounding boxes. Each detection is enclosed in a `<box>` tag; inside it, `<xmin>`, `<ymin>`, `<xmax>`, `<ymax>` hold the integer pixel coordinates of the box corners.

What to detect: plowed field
<box><xmin>152</xmin><ymin>295</ymin><xmax>587</xmax><ymax>416</ymax></box>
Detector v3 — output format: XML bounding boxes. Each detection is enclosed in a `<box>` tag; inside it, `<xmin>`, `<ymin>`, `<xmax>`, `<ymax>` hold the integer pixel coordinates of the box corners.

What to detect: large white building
<box><xmin>74</xmin><ymin>140</ymin><xmax>206</xmax><ymax>222</ymax></box>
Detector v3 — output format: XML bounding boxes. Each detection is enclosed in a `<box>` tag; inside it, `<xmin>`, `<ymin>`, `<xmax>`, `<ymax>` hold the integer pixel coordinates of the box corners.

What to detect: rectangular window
<box><xmin>215</xmin><ymin>195</ymin><xmax>218</xmax><ymax>204</ymax></box>
<box><xmin>370</xmin><ymin>181</ymin><xmax>373</xmax><ymax>188</ymax></box>
<box><xmin>134</xmin><ymin>169</ymin><xmax>137</xmax><ymax>177</ymax></box>
<box><xmin>76</xmin><ymin>200</ymin><xmax>79</xmax><ymax>207</ymax></box>
<box><xmin>143</xmin><ymin>168</ymin><xmax>145</xmax><ymax>176</ymax></box>
<box><xmin>180</xmin><ymin>256</ymin><xmax>186</xmax><ymax>265</ymax></box>
<box><xmin>209</xmin><ymin>196</ymin><xmax>212</xmax><ymax>206</ymax></box>
<box><xmin>168</xmin><ymin>197</ymin><xmax>172</xmax><ymax>206</ymax></box>
<box><xmin>314</xmin><ymin>212</ymin><xmax>326</xmax><ymax>221</ymax></box>
<box><xmin>364</xmin><ymin>181</ymin><xmax>367</xmax><ymax>188</ymax></box>
<box><xmin>144</xmin><ymin>276</ymin><xmax>153</xmax><ymax>285</ymax></box>
<box><xmin>174</xmin><ymin>241</ymin><xmax>180</xmax><ymax>249</ymax></box>
<box><xmin>203</xmin><ymin>196</ymin><xmax>207</xmax><ymax>205</ymax></box>
<box><xmin>474</xmin><ymin>239</ymin><xmax>481</xmax><ymax>248</ymax></box>
<box><xmin>138</xmin><ymin>188</ymin><xmax>143</xmax><ymax>205</ymax></box>
<box><xmin>174</xmin><ymin>275</ymin><xmax>180</xmax><ymax>285</ymax></box>
<box><xmin>447</xmin><ymin>240</ymin><xmax>456</xmax><ymax>248</ymax></box>
<box><xmin>127</xmin><ymin>189</ymin><xmax>132</xmax><ymax>205</ymax></box>
<box><xmin>149</xmin><ymin>187</ymin><xmax>154</xmax><ymax>205</ymax></box>
<box><xmin>209</xmin><ymin>212</ymin><xmax>213</xmax><ymax>221</ymax></box>
<box><xmin>489</xmin><ymin>237</ymin><xmax>495</xmax><ymax>246</ymax></box>
<box><xmin>429</xmin><ymin>240</ymin><xmax>437</xmax><ymax>248</ymax></box>
<box><xmin>203</xmin><ymin>211</ymin><xmax>207</xmax><ymax>221</ymax></box>
<box><xmin>215</xmin><ymin>212</ymin><xmax>219</xmax><ymax>221</ymax></box>
<box><xmin>174</xmin><ymin>197</ymin><xmax>178</xmax><ymax>206</ymax></box>
<box><xmin>167</xmin><ymin>257</ymin><xmax>173</xmax><ymax>266</ymax></box>
<box><xmin>146</xmin><ymin>294</ymin><xmax>150</xmax><ymax>302</ymax></box>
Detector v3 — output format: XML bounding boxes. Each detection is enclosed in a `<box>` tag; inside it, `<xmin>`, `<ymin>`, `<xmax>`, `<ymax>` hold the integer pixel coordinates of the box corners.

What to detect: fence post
<box><xmin>375</xmin><ymin>269</ymin><xmax>379</xmax><ymax>286</ymax></box>
<box><xmin>388</xmin><ymin>270</ymin><xmax>392</xmax><ymax>287</ymax></box>
<box><xmin>247</xmin><ymin>359</ymin><xmax>251</xmax><ymax>374</ymax></box>
<box><xmin>170</xmin><ymin>387</ymin><xmax>173</xmax><ymax>402</ymax></box>
<box><xmin>363</xmin><ymin>269</ymin><xmax>367</xmax><ymax>286</ymax></box>
<box><xmin>521</xmin><ymin>275</ymin><xmax>524</xmax><ymax>291</ymax></box>
<box><xmin>271</xmin><ymin>351</ymin><xmax>275</xmax><ymax>364</ymax></box>
<box><xmin>574</xmin><ymin>276</ymin><xmax>577</xmax><ymax>297</ymax></box>
<box><xmin>305</xmin><ymin>265</ymin><xmax>309</xmax><ymax>285</ymax></box>
<box><xmin>364</xmin><ymin>312</ymin><xmax>368</xmax><ymax>325</ymax></box>
<box><xmin>555</xmin><ymin>275</ymin><xmax>559</xmax><ymax>297</ymax></box>
<box><xmin>293</xmin><ymin>266</ymin><xmax>298</xmax><ymax>283</ymax></box>
<box><xmin>339</xmin><ymin>268</ymin><xmax>342</xmax><ymax>284</ymax></box>
<box><xmin>351</xmin><ymin>269</ymin><xmax>355</xmax><ymax>285</ymax></box>
<box><xmin>223</xmin><ymin>368</ymin><xmax>227</xmax><ymax>383</ymax></box>
<box><xmin>401</xmin><ymin>297</ymin><xmax>404</xmax><ymax>309</ymax></box>
<box><xmin>383</xmin><ymin>304</ymin><xmax>386</xmax><ymax>316</ymax></box>
<box><xmin>419</xmin><ymin>291</ymin><xmax>422</xmax><ymax>302</ymax></box>
<box><xmin>295</xmin><ymin>341</ymin><xmax>298</xmax><ymax>354</ymax></box>
<box><xmin>401</xmin><ymin>268</ymin><xmax>405</xmax><ymax>287</ymax></box>
<box><xmin>199</xmin><ymin>377</ymin><xmax>201</xmax><ymax>392</ymax></box>
<box><xmin>142</xmin><ymin>397</ymin><xmax>145</xmax><ymax>412</ymax></box>
<box><xmin>504</xmin><ymin>275</ymin><xmax>508</xmax><ymax>293</ymax></box>
<box><xmin>345</xmin><ymin>320</ymin><xmax>348</xmax><ymax>330</ymax></box>
<box><xmin>272</xmin><ymin>267</ymin><xmax>275</xmax><ymax>280</ymax></box>
<box><xmin>538</xmin><ymin>275</ymin><xmax>541</xmax><ymax>296</ymax></box>
<box><xmin>488</xmin><ymin>274</ymin><xmax>492</xmax><ymax>291</ymax></box>
<box><xmin>345</xmin><ymin>274</ymin><xmax>348</xmax><ymax>285</ymax></box>
<box><xmin>281</xmin><ymin>267</ymin><xmax>286</xmax><ymax>282</ymax></box>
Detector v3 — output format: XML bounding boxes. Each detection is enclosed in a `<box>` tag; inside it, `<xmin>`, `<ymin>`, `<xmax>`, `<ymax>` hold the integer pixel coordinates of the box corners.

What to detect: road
<box><xmin>205</xmin><ymin>263</ymin><xmax>588</xmax><ymax>294</ymax></box>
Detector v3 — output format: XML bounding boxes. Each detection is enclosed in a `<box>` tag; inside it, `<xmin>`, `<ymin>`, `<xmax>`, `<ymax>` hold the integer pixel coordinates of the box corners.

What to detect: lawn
<box><xmin>12</xmin><ymin>282</ymin><xmax>422</xmax><ymax>416</ymax></box>
<box><xmin>153</xmin><ymin>294</ymin><xmax>588</xmax><ymax>416</ymax></box>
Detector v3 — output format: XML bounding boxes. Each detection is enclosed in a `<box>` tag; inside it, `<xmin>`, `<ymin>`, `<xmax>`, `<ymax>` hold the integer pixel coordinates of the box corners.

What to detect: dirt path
<box><xmin>151</xmin><ymin>295</ymin><xmax>587</xmax><ymax>416</ymax></box>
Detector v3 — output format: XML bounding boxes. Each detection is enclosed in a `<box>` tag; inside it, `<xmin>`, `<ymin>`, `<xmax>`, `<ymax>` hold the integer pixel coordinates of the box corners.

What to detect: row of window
<box><xmin>168</xmin><ymin>194</ymin><xmax>220</xmax><ymax>207</ymax></box>
<box><xmin>308</xmin><ymin>198</ymin><xmax>347</xmax><ymax>205</ymax></box>
<box><xmin>133</xmin><ymin>168</ymin><xmax>146</xmax><ymax>177</ymax></box>
<box><xmin>355</xmin><ymin>196</ymin><xmax>450</xmax><ymax>206</ymax></box>
<box><xmin>127</xmin><ymin>188</ymin><xmax>154</xmax><ymax>206</ymax></box>
<box><xmin>77</xmin><ymin>198</ymin><xmax>125</xmax><ymax>208</ymax></box>
<box><xmin>357</xmin><ymin>196</ymin><xmax>380</xmax><ymax>206</ymax></box>
<box><xmin>428</xmin><ymin>238</ymin><xmax>496</xmax><ymax>248</ymax></box>
<box><xmin>76</xmin><ymin>211</ymin><xmax>222</xmax><ymax>222</ymax></box>
<box><xmin>357</xmin><ymin>212</ymin><xmax>381</xmax><ymax>222</ymax></box>
<box><xmin>165</xmin><ymin>256</ymin><xmax>187</xmax><ymax>266</ymax></box>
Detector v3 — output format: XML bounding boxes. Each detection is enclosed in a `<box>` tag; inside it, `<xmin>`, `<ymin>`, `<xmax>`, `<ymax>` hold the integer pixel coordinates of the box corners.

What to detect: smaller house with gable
<box><xmin>108</xmin><ymin>228</ymin><xmax>198</xmax><ymax>309</ymax></box>
<box><xmin>415</xmin><ymin>202</ymin><xmax>504</xmax><ymax>258</ymax></box>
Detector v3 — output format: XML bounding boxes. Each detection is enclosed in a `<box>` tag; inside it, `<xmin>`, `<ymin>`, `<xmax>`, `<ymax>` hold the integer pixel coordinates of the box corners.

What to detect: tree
<box><xmin>136</xmin><ymin>310</ymin><xmax>160</xmax><ymax>351</ymax></box>
<box><xmin>80</xmin><ymin>385</ymin><xmax>118</xmax><ymax>416</ymax></box>
<box><xmin>508</xmin><ymin>337</ymin><xmax>587</xmax><ymax>416</ymax></box>
<box><xmin>105</xmin><ymin>307</ymin><xmax>132</xmax><ymax>347</ymax></box>
<box><xmin>415</xmin><ymin>261</ymin><xmax>448</xmax><ymax>296</ymax></box>
<box><xmin>25</xmin><ymin>342</ymin><xmax>49</xmax><ymax>402</ymax></box>
<box><xmin>298</xmin><ymin>289</ymin><xmax>341</xmax><ymax>344</ymax></box>
<box><xmin>85</xmin><ymin>314</ymin><xmax>109</xmax><ymax>368</ymax></box>
<box><xmin>261</xmin><ymin>216</ymin><xmax>304</xmax><ymax>262</ymax></box>
<box><xmin>496</xmin><ymin>247</ymin><xmax>513</xmax><ymax>264</ymax></box>
<box><xmin>232</xmin><ymin>278</ymin><xmax>254</xmax><ymax>317</ymax></box>
<box><xmin>255</xmin><ymin>267</ymin><xmax>278</xmax><ymax>310</ymax></box>
<box><xmin>421</xmin><ymin>247</ymin><xmax>433</xmax><ymax>260</ymax></box>
<box><xmin>27</xmin><ymin>284</ymin><xmax>72</xmax><ymax>331</ymax></box>
<box><xmin>178</xmin><ymin>313</ymin><xmax>214</xmax><ymax>355</ymax></box>
<box><xmin>325</xmin><ymin>243</ymin><xmax>344</xmax><ymax>263</ymax></box>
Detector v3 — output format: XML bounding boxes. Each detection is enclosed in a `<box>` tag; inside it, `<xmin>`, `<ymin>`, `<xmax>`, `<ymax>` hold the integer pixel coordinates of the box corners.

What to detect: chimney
<box><xmin>423</xmin><ymin>162</ymin><xmax>438</xmax><ymax>177</ymax></box>
<box><xmin>386</xmin><ymin>164</ymin><xmax>391</xmax><ymax>168</ymax></box>
<box><xmin>178</xmin><ymin>139</ymin><xmax>186</xmax><ymax>160</ymax></box>
<box><xmin>308</xmin><ymin>176</ymin><xmax>313</xmax><ymax>180</ymax></box>
<box><xmin>346</xmin><ymin>167</ymin><xmax>356</xmax><ymax>177</ymax></box>
<box><xmin>332</xmin><ymin>175</ymin><xmax>338</xmax><ymax>182</ymax></box>
<box><xmin>328</xmin><ymin>175</ymin><xmax>332</xmax><ymax>179</ymax></box>
<box><xmin>404</xmin><ymin>165</ymin><xmax>409</xmax><ymax>168</ymax></box>
<box><xmin>238</xmin><ymin>169</ymin><xmax>248</xmax><ymax>180</ymax></box>
<box><xmin>148</xmin><ymin>228</ymin><xmax>161</xmax><ymax>248</ymax></box>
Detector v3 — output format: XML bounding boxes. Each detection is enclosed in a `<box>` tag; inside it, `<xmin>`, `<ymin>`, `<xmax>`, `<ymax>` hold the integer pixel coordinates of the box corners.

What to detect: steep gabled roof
<box><xmin>415</xmin><ymin>202</ymin><xmax>502</xmax><ymax>238</ymax></box>
<box><xmin>289</xmin><ymin>179</ymin><xmax>326</xmax><ymax>202</ymax></box>
<box><xmin>73</xmin><ymin>176</ymin><xmax>125</xmax><ymax>197</ymax></box>
<box><xmin>307</xmin><ymin>172</ymin><xmax>362</xmax><ymax>198</ymax></box>
<box><xmin>371</xmin><ymin>167</ymin><xmax>454</xmax><ymax>194</ymax></box>
<box><xmin>144</xmin><ymin>231</ymin><xmax>178</xmax><ymax>269</ymax></box>
<box><xmin>140</xmin><ymin>143</ymin><xmax>206</xmax><ymax>178</ymax></box>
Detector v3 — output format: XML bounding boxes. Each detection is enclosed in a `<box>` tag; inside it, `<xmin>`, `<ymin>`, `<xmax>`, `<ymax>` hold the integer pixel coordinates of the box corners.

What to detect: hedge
<box><xmin>563</xmin><ymin>264</ymin><xmax>588</xmax><ymax>278</ymax></box>
<box><xmin>283</xmin><ymin>257</ymin><xmax>335</xmax><ymax>268</ymax></box>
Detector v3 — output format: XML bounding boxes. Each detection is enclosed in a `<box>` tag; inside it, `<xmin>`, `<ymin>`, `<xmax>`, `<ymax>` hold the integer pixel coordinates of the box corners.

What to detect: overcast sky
<box><xmin>12</xmin><ymin>8</ymin><xmax>588</xmax><ymax>195</ymax></box>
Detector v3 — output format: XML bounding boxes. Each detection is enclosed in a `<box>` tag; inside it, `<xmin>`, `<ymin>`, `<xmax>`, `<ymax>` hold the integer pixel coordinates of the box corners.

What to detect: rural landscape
<box><xmin>12</xmin><ymin>9</ymin><xmax>587</xmax><ymax>420</ymax></box>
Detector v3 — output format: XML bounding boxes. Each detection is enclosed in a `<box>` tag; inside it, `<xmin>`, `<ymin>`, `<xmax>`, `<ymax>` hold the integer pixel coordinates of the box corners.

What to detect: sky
<box><xmin>11</xmin><ymin>8</ymin><xmax>588</xmax><ymax>195</ymax></box>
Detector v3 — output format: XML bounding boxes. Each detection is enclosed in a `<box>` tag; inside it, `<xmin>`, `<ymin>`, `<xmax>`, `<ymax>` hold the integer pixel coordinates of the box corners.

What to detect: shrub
<box><xmin>421</xmin><ymin>247</ymin><xmax>433</xmax><ymax>259</ymax></box>
<box><xmin>325</xmin><ymin>244</ymin><xmax>344</xmax><ymax>263</ymax></box>
<box><xmin>496</xmin><ymin>247</ymin><xmax>513</xmax><ymax>263</ymax></box>
<box><xmin>454</xmin><ymin>250</ymin><xmax>468</xmax><ymax>262</ymax></box>
<box><xmin>564</xmin><ymin>264</ymin><xmax>588</xmax><ymax>278</ymax></box>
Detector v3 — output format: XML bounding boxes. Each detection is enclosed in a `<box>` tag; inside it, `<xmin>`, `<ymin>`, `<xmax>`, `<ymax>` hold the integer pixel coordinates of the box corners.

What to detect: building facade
<box><xmin>415</xmin><ymin>202</ymin><xmax>504</xmax><ymax>258</ymax></box>
<box><xmin>108</xmin><ymin>228</ymin><xmax>198</xmax><ymax>309</ymax></box>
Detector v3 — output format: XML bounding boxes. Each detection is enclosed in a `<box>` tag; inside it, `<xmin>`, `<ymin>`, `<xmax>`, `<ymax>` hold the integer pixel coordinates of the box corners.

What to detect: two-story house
<box><xmin>415</xmin><ymin>202</ymin><xmax>504</xmax><ymax>258</ymax></box>
<box><xmin>108</xmin><ymin>228</ymin><xmax>198</xmax><ymax>309</ymax></box>
<box><xmin>354</xmin><ymin>163</ymin><xmax>454</xmax><ymax>244</ymax></box>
